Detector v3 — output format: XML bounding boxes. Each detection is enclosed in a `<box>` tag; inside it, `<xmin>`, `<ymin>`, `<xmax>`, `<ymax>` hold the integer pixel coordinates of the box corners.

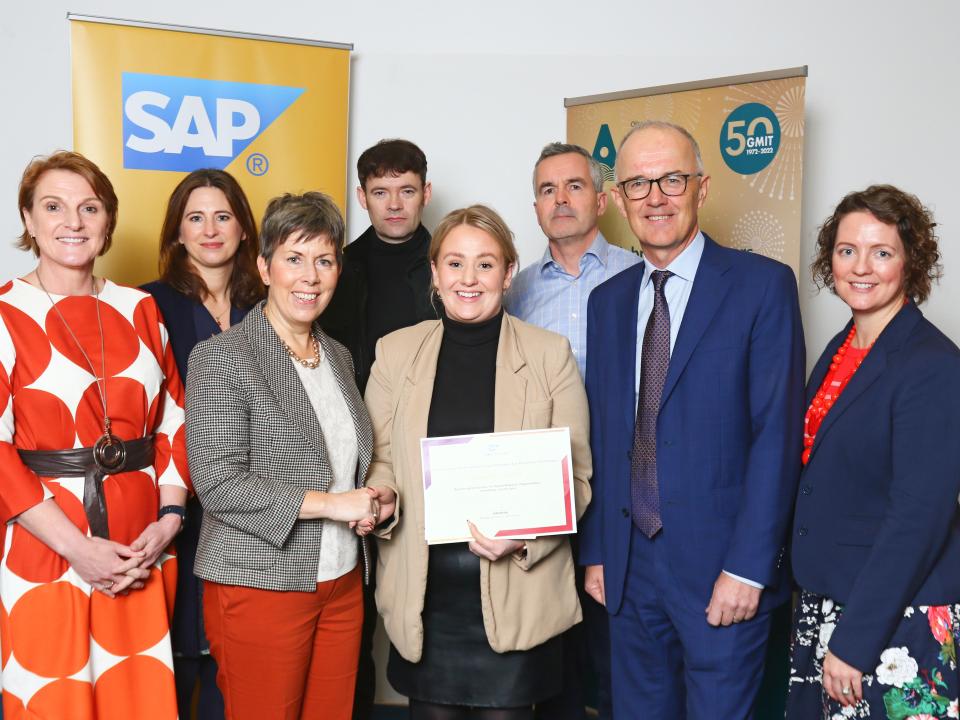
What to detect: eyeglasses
<box><xmin>617</xmin><ymin>173</ymin><xmax>702</xmax><ymax>200</ymax></box>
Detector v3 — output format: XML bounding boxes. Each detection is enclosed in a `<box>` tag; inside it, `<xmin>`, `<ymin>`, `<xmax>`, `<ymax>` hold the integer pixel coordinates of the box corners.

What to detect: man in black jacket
<box><xmin>321</xmin><ymin>138</ymin><xmax>436</xmax><ymax>395</ymax></box>
<box><xmin>320</xmin><ymin>139</ymin><xmax>436</xmax><ymax>720</ymax></box>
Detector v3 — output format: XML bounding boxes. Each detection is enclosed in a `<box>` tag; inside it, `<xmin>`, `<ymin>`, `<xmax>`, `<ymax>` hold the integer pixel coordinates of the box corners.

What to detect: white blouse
<box><xmin>293</xmin><ymin>349</ymin><xmax>360</xmax><ymax>582</ymax></box>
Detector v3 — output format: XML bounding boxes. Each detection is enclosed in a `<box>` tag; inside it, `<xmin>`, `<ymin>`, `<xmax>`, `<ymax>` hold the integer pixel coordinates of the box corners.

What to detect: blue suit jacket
<box><xmin>792</xmin><ymin>301</ymin><xmax>960</xmax><ymax>672</ymax></box>
<box><xmin>580</xmin><ymin>235</ymin><xmax>805</xmax><ymax>615</ymax></box>
<box><xmin>142</xmin><ymin>280</ymin><xmax>250</xmax><ymax>381</ymax></box>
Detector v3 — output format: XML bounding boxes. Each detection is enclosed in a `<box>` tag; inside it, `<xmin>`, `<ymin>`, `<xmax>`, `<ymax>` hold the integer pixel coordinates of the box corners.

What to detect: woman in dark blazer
<box><xmin>788</xmin><ymin>185</ymin><xmax>960</xmax><ymax>719</ymax></box>
<box><xmin>185</xmin><ymin>191</ymin><xmax>378</xmax><ymax>720</ymax></box>
<box><xmin>142</xmin><ymin>169</ymin><xmax>263</xmax><ymax>720</ymax></box>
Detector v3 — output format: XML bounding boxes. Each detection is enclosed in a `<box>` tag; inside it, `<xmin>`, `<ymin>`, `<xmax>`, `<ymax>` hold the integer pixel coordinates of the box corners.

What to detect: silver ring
<box><xmin>841</xmin><ymin>687</ymin><xmax>851</xmax><ymax>696</ymax></box>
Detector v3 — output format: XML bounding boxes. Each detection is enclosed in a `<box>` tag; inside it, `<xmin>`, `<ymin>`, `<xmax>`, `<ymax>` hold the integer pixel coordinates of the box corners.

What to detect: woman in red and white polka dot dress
<box><xmin>0</xmin><ymin>151</ymin><xmax>188</xmax><ymax>719</ymax></box>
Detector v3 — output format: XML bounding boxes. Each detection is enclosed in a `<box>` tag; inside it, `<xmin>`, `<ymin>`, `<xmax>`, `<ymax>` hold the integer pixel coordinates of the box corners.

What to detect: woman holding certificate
<box><xmin>362</xmin><ymin>204</ymin><xmax>592</xmax><ymax>720</ymax></box>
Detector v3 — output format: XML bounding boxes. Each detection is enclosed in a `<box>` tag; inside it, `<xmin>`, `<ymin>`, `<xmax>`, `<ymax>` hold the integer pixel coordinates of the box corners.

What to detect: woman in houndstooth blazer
<box><xmin>185</xmin><ymin>191</ymin><xmax>378</xmax><ymax>720</ymax></box>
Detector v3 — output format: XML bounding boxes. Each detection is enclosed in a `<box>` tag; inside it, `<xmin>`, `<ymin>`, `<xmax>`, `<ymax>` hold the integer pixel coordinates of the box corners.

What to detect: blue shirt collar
<box><xmin>538</xmin><ymin>231</ymin><xmax>610</xmax><ymax>275</ymax></box>
<box><xmin>641</xmin><ymin>230</ymin><xmax>705</xmax><ymax>289</ymax></box>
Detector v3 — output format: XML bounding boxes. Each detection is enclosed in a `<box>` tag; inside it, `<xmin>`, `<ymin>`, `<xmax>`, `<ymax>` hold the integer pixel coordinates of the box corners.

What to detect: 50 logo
<box><xmin>719</xmin><ymin>103</ymin><xmax>781</xmax><ymax>175</ymax></box>
<box><xmin>122</xmin><ymin>73</ymin><xmax>304</xmax><ymax>172</ymax></box>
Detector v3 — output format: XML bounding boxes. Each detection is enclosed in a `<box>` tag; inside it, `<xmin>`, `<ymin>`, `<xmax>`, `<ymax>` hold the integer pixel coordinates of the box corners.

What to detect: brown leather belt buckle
<box><xmin>93</xmin><ymin>434</ymin><xmax>127</xmax><ymax>473</ymax></box>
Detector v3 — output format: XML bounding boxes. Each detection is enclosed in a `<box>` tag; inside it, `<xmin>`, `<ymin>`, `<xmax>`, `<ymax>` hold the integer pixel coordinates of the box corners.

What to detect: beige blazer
<box><xmin>365</xmin><ymin>313</ymin><xmax>592</xmax><ymax>662</ymax></box>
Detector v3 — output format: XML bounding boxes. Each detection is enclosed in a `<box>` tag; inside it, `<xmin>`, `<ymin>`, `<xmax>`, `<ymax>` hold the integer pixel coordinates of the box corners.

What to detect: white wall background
<box><xmin>3</xmin><ymin>1</ymin><xmax>959</xmax><ymax>369</ymax></box>
<box><xmin>2</xmin><ymin>0</ymin><xmax>958</xmax><ymax>706</ymax></box>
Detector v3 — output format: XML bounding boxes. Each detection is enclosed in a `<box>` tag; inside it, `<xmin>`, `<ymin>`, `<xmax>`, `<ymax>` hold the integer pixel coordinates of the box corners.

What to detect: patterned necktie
<box><xmin>631</xmin><ymin>269</ymin><xmax>673</xmax><ymax>537</ymax></box>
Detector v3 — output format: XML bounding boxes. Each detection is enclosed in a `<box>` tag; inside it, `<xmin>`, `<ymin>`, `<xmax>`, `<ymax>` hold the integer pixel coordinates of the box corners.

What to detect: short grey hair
<box><xmin>259</xmin><ymin>191</ymin><xmax>345</xmax><ymax>265</ymax></box>
<box><xmin>617</xmin><ymin>121</ymin><xmax>704</xmax><ymax>175</ymax></box>
<box><xmin>533</xmin><ymin>142</ymin><xmax>605</xmax><ymax>193</ymax></box>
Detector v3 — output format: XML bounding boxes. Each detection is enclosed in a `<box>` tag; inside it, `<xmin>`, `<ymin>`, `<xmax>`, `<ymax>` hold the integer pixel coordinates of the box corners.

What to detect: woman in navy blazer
<box><xmin>142</xmin><ymin>169</ymin><xmax>264</xmax><ymax>720</ymax></box>
<box><xmin>788</xmin><ymin>185</ymin><xmax>960</xmax><ymax>719</ymax></box>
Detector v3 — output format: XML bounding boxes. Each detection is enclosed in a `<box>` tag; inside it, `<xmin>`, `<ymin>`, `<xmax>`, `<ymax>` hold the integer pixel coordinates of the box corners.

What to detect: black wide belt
<box><xmin>18</xmin><ymin>436</ymin><xmax>155</xmax><ymax>540</ymax></box>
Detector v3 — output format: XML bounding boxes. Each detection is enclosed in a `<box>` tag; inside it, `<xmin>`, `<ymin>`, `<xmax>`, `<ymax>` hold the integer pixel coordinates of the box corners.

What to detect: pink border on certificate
<box><xmin>421</xmin><ymin>435</ymin><xmax>472</xmax><ymax>490</ymax></box>
<box><xmin>494</xmin><ymin>456</ymin><xmax>574</xmax><ymax>536</ymax></box>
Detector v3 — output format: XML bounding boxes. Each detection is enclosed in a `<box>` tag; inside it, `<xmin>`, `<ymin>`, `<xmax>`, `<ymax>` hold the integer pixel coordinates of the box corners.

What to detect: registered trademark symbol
<box><xmin>247</xmin><ymin>153</ymin><xmax>269</xmax><ymax>176</ymax></box>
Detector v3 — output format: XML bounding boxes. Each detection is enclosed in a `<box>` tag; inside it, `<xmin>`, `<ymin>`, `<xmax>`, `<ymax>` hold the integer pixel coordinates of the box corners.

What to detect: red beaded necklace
<box><xmin>801</xmin><ymin>325</ymin><xmax>873</xmax><ymax>465</ymax></box>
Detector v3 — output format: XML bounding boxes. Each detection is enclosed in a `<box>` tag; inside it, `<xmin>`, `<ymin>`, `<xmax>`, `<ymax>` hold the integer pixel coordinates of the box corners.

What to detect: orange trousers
<box><xmin>203</xmin><ymin>566</ymin><xmax>364</xmax><ymax>720</ymax></box>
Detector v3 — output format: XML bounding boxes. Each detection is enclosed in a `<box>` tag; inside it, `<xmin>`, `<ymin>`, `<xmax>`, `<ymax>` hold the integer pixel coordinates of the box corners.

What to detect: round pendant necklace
<box><xmin>36</xmin><ymin>273</ymin><xmax>126</xmax><ymax>472</ymax></box>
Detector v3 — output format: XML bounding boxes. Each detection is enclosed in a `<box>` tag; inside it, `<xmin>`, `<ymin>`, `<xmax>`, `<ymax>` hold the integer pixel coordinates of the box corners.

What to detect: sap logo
<box><xmin>126</xmin><ymin>94</ymin><xmax>259</xmax><ymax>156</ymax></box>
<box><xmin>122</xmin><ymin>73</ymin><xmax>304</xmax><ymax>172</ymax></box>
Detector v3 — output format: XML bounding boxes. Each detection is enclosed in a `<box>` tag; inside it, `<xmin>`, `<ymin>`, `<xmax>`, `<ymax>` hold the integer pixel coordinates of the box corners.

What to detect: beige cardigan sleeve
<box><xmin>363</xmin><ymin>336</ymin><xmax>403</xmax><ymax>538</ymax></box>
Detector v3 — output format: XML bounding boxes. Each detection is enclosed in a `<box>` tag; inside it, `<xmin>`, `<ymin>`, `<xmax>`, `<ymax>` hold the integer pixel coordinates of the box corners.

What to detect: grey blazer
<box><xmin>185</xmin><ymin>302</ymin><xmax>373</xmax><ymax>591</ymax></box>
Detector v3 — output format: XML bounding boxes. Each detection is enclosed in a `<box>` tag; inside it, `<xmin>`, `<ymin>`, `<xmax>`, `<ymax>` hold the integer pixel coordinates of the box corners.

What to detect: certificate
<box><xmin>420</xmin><ymin>427</ymin><xmax>576</xmax><ymax>545</ymax></box>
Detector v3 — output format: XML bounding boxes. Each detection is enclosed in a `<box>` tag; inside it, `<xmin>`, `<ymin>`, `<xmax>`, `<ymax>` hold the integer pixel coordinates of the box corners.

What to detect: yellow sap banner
<box><xmin>70</xmin><ymin>17</ymin><xmax>351</xmax><ymax>286</ymax></box>
<box><xmin>567</xmin><ymin>68</ymin><xmax>806</xmax><ymax>275</ymax></box>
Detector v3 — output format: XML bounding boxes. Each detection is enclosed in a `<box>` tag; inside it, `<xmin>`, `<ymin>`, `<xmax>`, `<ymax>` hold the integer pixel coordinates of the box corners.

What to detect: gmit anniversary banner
<box><xmin>70</xmin><ymin>15</ymin><xmax>351</xmax><ymax>286</ymax></box>
<box><xmin>567</xmin><ymin>67</ymin><xmax>806</xmax><ymax>276</ymax></box>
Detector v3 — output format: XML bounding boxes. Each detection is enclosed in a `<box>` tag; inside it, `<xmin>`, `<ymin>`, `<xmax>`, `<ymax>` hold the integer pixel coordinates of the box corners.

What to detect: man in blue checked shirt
<box><xmin>504</xmin><ymin>142</ymin><xmax>639</xmax><ymax>720</ymax></box>
<box><xmin>506</xmin><ymin>143</ymin><xmax>640</xmax><ymax>378</ymax></box>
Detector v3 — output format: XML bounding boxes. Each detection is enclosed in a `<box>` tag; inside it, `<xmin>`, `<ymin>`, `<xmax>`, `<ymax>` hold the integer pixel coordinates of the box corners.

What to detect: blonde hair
<box><xmin>429</xmin><ymin>204</ymin><xmax>519</xmax><ymax>274</ymax></box>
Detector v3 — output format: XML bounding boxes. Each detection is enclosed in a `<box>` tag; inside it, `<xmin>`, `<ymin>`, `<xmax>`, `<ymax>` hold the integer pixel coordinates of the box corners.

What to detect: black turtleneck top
<box><xmin>427</xmin><ymin>310</ymin><xmax>503</xmax><ymax>439</ymax></box>
<box><xmin>366</xmin><ymin>234</ymin><xmax>423</xmax><ymax>363</ymax></box>
<box><xmin>390</xmin><ymin>309</ymin><xmax>560</xmax><ymax>707</ymax></box>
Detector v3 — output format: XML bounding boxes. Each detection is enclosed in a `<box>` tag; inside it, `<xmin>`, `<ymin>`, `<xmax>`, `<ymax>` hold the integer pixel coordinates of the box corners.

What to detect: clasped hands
<box><xmin>69</xmin><ymin>513</ymin><xmax>183</xmax><ymax>599</ymax></box>
<box><xmin>350</xmin><ymin>486</ymin><xmax>395</xmax><ymax>536</ymax></box>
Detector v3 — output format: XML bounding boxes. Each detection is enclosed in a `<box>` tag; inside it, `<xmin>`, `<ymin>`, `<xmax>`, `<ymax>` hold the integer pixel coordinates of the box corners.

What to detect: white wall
<box><xmin>3</xmin><ymin>0</ymin><xmax>959</xmax><ymax>367</ymax></box>
<box><xmin>2</xmin><ymin>0</ymin><xmax>957</xmax><ymax>706</ymax></box>
<box><xmin>0</xmin><ymin>0</ymin><xmax>960</xmax><ymax>366</ymax></box>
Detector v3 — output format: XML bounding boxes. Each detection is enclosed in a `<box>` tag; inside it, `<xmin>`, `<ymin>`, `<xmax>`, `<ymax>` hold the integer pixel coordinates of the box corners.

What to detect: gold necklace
<box><xmin>205</xmin><ymin>296</ymin><xmax>231</xmax><ymax>328</ymax></box>
<box><xmin>36</xmin><ymin>273</ymin><xmax>126</xmax><ymax>470</ymax></box>
<box><xmin>263</xmin><ymin>302</ymin><xmax>321</xmax><ymax>369</ymax></box>
<box><xmin>280</xmin><ymin>335</ymin><xmax>322</xmax><ymax>369</ymax></box>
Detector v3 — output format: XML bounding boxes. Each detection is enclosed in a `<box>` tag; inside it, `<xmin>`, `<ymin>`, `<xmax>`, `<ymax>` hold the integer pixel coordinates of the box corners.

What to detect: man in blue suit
<box><xmin>580</xmin><ymin>121</ymin><xmax>805</xmax><ymax>718</ymax></box>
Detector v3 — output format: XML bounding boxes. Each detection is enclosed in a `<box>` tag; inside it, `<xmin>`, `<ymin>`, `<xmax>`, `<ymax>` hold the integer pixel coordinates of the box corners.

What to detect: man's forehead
<box><xmin>618</xmin><ymin>129</ymin><xmax>695</xmax><ymax>173</ymax></box>
<box><xmin>365</xmin><ymin>170</ymin><xmax>422</xmax><ymax>189</ymax></box>
<box><xmin>536</xmin><ymin>153</ymin><xmax>591</xmax><ymax>183</ymax></box>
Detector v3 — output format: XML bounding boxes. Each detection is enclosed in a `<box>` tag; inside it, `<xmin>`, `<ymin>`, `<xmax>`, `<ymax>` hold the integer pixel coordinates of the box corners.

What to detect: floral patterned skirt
<box><xmin>787</xmin><ymin>590</ymin><xmax>960</xmax><ymax>719</ymax></box>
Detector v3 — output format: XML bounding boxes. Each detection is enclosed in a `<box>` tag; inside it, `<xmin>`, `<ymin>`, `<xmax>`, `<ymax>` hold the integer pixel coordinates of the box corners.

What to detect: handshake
<box><xmin>337</xmin><ymin>485</ymin><xmax>397</xmax><ymax>536</ymax></box>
